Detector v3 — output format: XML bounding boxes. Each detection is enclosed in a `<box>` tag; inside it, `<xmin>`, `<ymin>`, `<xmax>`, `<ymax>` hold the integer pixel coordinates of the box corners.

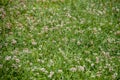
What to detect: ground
<box><xmin>0</xmin><ymin>0</ymin><xmax>120</xmax><ymax>80</ymax></box>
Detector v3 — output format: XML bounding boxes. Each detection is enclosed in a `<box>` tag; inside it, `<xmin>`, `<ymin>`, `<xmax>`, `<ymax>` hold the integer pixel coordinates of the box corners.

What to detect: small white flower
<box><xmin>15</xmin><ymin>58</ymin><xmax>20</xmax><ymax>63</ymax></box>
<box><xmin>96</xmin><ymin>57</ymin><xmax>99</xmax><ymax>63</ymax></box>
<box><xmin>96</xmin><ymin>71</ymin><xmax>101</xmax><ymax>77</ymax></box>
<box><xmin>91</xmin><ymin>63</ymin><xmax>94</xmax><ymax>67</ymax></box>
<box><xmin>77</xmin><ymin>41</ymin><xmax>81</xmax><ymax>45</ymax></box>
<box><xmin>48</xmin><ymin>71</ymin><xmax>54</xmax><ymax>78</ymax></box>
<box><xmin>115</xmin><ymin>30</ymin><xmax>120</xmax><ymax>35</ymax></box>
<box><xmin>112</xmin><ymin>73</ymin><xmax>118</xmax><ymax>79</ymax></box>
<box><xmin>40</xmin><ymin>68</ymin><xmax>48</xmax><ymax>74</ymax></box>
<box><xmin>58</xmin><ymin>69</ymin><xmax>63</xmax><ymax>73</ymax></box>
<box><xmin>48</xmin><ymin>59</ymin><xmax>54</xmax><ymax>67</ymax></box>
<box><xmin>40</xmin><ymin>68</ymin><xmax>46</xmax><ymax>72</ymax></box>
<box><xmin>32</xmin><ymin>41</ymin><xmax>37</xmax><ymax>45</ymax></box>
<box><xmin>77</xmin><ymin>66</ymin><xmax>85</xmax><ymax>71</ymax></box>
<box><xmin>12</xmin><ymin>56</ymin><xmax>17</xmax><ymax>59</ymax></box>
<box><xmin>69</xmin><ymin>67</ymin><xmax>77</xmax><ymax>72</ymax></box>
<box><xmin>29</xmin><ymin>62</ymin><xmax>32</xmax><ymax>66</ymax></box>
<box><xmin>5</xmin><ymin>56</ymin><xmax>11</xmax><ymax>61</ymax></box>
<box><xmin>12</xmin><ymin>39</ymin><xmax>17</xmax><ymax>44</ymax></box>
<box><xmin>12</xmin><ymin>64</ymin><xmax>18</xmax><ymax>69</ymax></box>
<box><xmin>23</xmin><ymin>48</ymin><xmax>30</xmax><ymax>53</ymax></box>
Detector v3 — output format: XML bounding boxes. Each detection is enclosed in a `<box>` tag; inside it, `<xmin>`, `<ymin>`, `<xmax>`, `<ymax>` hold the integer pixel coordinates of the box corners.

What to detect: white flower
<box><xmin>112</xmin><ymin>73</ymin><xmax>118</xmax><ymax>79</ymax></box>
<box><xmin>40</xmin><ymin>68</ymin><xmax>48</xmax><ymax>74</ymax></box>
<box><xmin>91</xmin><ymin>63</ymin><xmax>94</xmax><ymax>67</ymax></box>
<box><xmin>77</xmin><ymin>66</ymin><xmax>85</xmax><ymax>71</ymax></box>
<box><xmin>30</xmin><ymin>63</ymin><xmax>33</xmax><ymax>66</ymax></box>
<box><xmin>115</xmin><ymin>30</ymin><xmax>120</xmax><ymax>35</ymax></box>
<box><xmin>48</xmin><ymin>59</ymin><xmax>54</xmax><ymax>67</ymax></box>
<box><xmin>12</xmin><ymin>64</ymin><xmax>18</xmax><ymax>69</ymax></box>
<box><xmin>15</xmin><ymin>58</ymin><xmax>20</xmax><ymax>63</ymax></box>
<box><xmin>5</xmin><ymin>56</ymin><xmax>11</xmax><ymax>61</ymax></box>
<box><xmin>48</xmin><ymin>71</ymin><xmax>54</xmax><ymax>78</ymax></box>
<box><xmin>58</xmin><ymin>69</ymin><xmax>63</xmax><ymax>73</ymax></box>
<box><xmin>96</xmin><ymin>71</ymin><xmax>101</xmax><ymax>77</ymax></box>
<box><xmin>77</xmin><ymin>41</ymin><xmax>81</xmax><ymax>45</ymax></box>
<box><xmin>69</xmin><ymin>67</ymin><xmax>77</xmax><ymax>72</ymax></box>
<box><xmin>96</xmin><ymin>57</ymin><xmax>99</xmax><ymax>63</ymax></box>
<box><xmin>37</xmin><ymin>59</ymin><xmax>45</xmax><ymax>63</ymax></box>
<box><xmin>32</xmin><ymin>41</ymin><xmax>37</xmax><ymax>45</ymax></box>
<box><xmin>23</xmin><ymin>48</ymin><xmax>30</xmax><ymax>53</ymax></box>
<box><xmin>12</xmin><ymin>39</ymin><xmax>17</xmax><ymax>44</ymax></box>
<box><xmin>40</xmin><ymin>68</ymin><xmax>46</xmax><ymax>72</ymax></box>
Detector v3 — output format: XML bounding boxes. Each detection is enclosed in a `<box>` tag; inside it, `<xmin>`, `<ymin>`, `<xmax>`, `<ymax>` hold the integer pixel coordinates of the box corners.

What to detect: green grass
<box><xmin>0</xmin><ymin>0</ymin><xmax>120</xmax><ymax>80</ymax></box>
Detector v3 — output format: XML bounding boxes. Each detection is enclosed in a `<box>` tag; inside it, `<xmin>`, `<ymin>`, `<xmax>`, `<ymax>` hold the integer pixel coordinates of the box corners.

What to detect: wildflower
<box><xmin>12</xmin><ymin>49</ymin><xmax>19</xmax><ymax>54</ymax></box>
<box><xmin>32</xmin><ymin>41</ymin><xmax>37</xmax><ymax>45</ymax></box>
<box><xmin>58</xmin><ymin>69</ymin><xmax>63</xmax><ymax>73</ymax></box>
<box><xmin>77</xmin><ymin>41</ymin><xmax>81</xmax><ymax>45</ymax></box>
<box><xmin>91</xmin><ymin>63</ymin><xmax>94</xmax><ymax>67</ymax></box>
<box><xmin>109</xmin><ymin>67</ymin><xmax>113</xmax><ymax>71</ymax></box>
<box><xmin>0</xmin><ymin>8</ymin><xmax>6</xmax><ymax>19</ymax></box>
<box><xmin>80</xmin><ymin>18</ymin><xmax>85</xmax><ymax>24</ymax></box>
<box><xmin>12</xmin><ymin>39</ymin><xmax>17</xmax><ymax>44</ymax></box>
<box><xmin>96</xmin><ymin>71</ymin><xmax>101</xmax><ymax>77</ymax></box>
<box><xmin>112</xmin><ymin>73</ymin><xmax>118</xmax><ymax>79</ymax></box>
<box><xmin>37</xmin><ymin>59</ymin><xmax>45</xmax><ymax>63</ymax></box>
<box><xmin>12</xmin><ymin>56</ymin><xmax>17</xmax><ymax>59</ymax></box>
<box><xmin>23</xmin><ymin>48</ymin><xmax>30</xmax><ymax>53</ymax></box>
<box><xmin>97</xmin><ymin>10</ymin><xmax>103</xmax><ymax>15</ymax></box>
<box><xmin>77</xmin><ymin>66</ymin><xmax>85</xmax><ymax>71</ymax></box>
<box><xmin>6</xmin><ymin>22</ymin><xmax>12</xmax><ymax>29</ymax></box>
<box><xmin>42</xmin><ymin>26</ymin><xmax>48</xmax><ymax>33</ymax></box>
<box><xmin>12</xmin><ymin>64</ymin><xmax>18</xmax><ymax>69</ymax></box>
<box><xmin>30</xmin><ymin>63</ymin><xmax>33</xmax><ymax>66</ymax></box>
<box><xmin>5</xmin><ymin>56</ymin><xmax>11</xmax><ymax>61</ymax></box>
<box><xmin>48</xmin><ymin>71</ymin><xmax>54</xmax><ymax>78</ymax></box>
<box><xmin>40</xmin><ymin>68</ymin><xmax>46</xmax><ymax>72</ymax></box>
<box><xmin>15</xmin><ymin>58</ymin><xmax>20</xmax><ymax>63</ymax></box>
<box><xmin>40</xmin><ymin>68</ymin><xmax>48</xmax><ymax>74</ymax></box>
<box><xmin>85</xmin><ymin>58</ymin><xmax>91</xmax><ymax>63</ymax></box>
<box><xmin>96</xmin><ymin>57</ymin><xmax>99</xmax><ymax>63</ymax></box>
<box><xmin>93</xmin><ymin>28</ymin><xmax>97</xmax><ymax>34</ymax></box>
<box><xmin>115</xmin><ymin>30</ymin><xmax>120</xmax><ymax>36</ymax></box>
<box><xmin>69</xmin><ymin>67</ymin><xmax>77</xmax><ymax>72</ymax></box>
<box><xmin>49</xmin><ymin>59</ymin><xmax>54</xmax><ymax>66</ymax></box>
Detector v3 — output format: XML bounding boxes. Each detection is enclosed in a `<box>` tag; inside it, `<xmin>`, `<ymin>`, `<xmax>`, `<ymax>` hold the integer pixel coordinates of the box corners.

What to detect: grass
<box><xmin>0</xmin><ymin>0</ymin><xmax>120</xmax><ymax>80</ymax></box>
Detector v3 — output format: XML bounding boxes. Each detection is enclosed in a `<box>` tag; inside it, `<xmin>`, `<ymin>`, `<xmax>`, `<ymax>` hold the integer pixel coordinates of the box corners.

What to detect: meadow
<box><xmin>0</xmin><ymin>0</ymin><xmax>120</xmax><ymax>80</ymax></box>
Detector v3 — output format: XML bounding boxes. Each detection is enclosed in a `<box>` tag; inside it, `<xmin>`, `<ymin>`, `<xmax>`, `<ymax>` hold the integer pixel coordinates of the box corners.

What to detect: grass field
<box><xmin>0</xmin><ymin>0</ymin><xmax>120</xmax><ymax>80</ymax></box>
